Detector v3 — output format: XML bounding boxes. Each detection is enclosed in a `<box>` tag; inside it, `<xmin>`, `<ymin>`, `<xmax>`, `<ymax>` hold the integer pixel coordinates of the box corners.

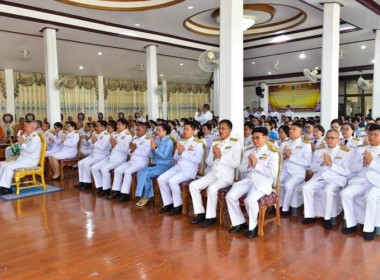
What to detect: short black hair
<box><xmin>201</xmin><ymin>123</ymin><xmax>212</xmax><ymax>131</ymax></box>
<box><xmin>185</xmin><ymin>121</ymin><xmax>198</xmax><ymax>131</ymax></box>
<box><xmin>54</xmin><ymin>122</ymin><xmax>63</xmax><ymax>129</ymax></box>
<box><xmin>203</xmin><ymin>104</ymin><xmax>210</xmax><ymax>110</ymax></box>
<box><xmin>97</xmin><ymin>120</ymin><xmax>107</xmax><ymax>128</ymax></box>
<box><xmin>352</xmin><ymin>116</ymin><xmax>360</xmax><ymax>123</ymax></box>
<box><xmin>219</xmin><ymin>119</ymin><xmax>232</xmax><ymax>129</ymax></box>
<box><xmin>65</xmin><ymin>121</ymin><xmax>76</xmax><ymax>129</ymax></box>
<box><xmin>342</xmin><ymin>122</ymin><xmax>355</xmax><ymax>131</ymax></box>
<box><xmin>158</xmin><ymin>123</ymin><xmax>171</xmax><ymax>135</ymax></box>
<box><xmin>253</xmin><ymin>126</ymin><xmax>268</xmax><ymax>136</ymax></box>
<box><xmin>314</xmin><ymin>125</ymin><xmax>325</xmax><ymax>136</ymax></box>
<box><xmin>278</xmin><ymin>125</ymin><xmax>289</xmax><ymax>137</ymax></box>
<box><xmin>369</xmin><ymin>124</ymin><xmax>380</xmax><ymax>132</ymax></box>
<box><xmin>244</xmin><ymin>121</ymin><xmax>254</xmax><ymax>130</ymax></box>
<box><xmin>331</xmin><ymin>119</ymin><xmax>342</xmax><ymax>126</ymax></box>
<box><xmin>291</xmin><ymin>121</ymin><xmax>303</xmax><ymax>129</ymax></box>
<box><xmin>136</xmin><ymin>121</ymin><xmax>147</xmax><ymax>127</ymax></box>
<box><xmin>117</xmin><ymin>118</ymin><xmax>128</xmax><ymax>126</ymax></box>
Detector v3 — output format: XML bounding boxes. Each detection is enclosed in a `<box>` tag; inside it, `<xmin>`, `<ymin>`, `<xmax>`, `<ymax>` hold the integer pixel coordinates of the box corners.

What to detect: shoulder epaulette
<box><xmin>266</xmin><ymin>142</ymin><xmax>278</xmax><ymax>153</ymax></box>
<box><xmin>282</xmin><ymin>139</ymin><xmax>289</xmax><ymax>143</ymax></box>
<box><xmin>302</xmin><ymin>139</ymin><xmax>310</xmax><ymax>144</ymax></box>
<box><xmin>49</xmin><ymin>130</ymin><xmax>54</xmax><ymax>133</ymax></box>
<box><xmin>194</xmin><ymin>137</ymin><xmax>202</xmax><ymax>144</ymax></box>
<box><xmin>245</xmin><ymin>146</ymin><xmax>254</xmax><ymax>152</ymax></box>
<box><xmin>213</xmin><ymin>137</ymin><xmax>220</xmax><ymax>142</ymax></box>
<box><xmin>353</xmin><ymin>137</ymin><xmax>361</xmax><ymax>141</ymax></box>
<box><xmin>168</xmin><ymin>135</ymin><xmax>177</xmax><ymax>143</ymax></box>
<box><xmin>104</xmin><ymin>132</ymin><xmax>109</xmax><ymax>135</ymax></box>
<box><xmin>340</xmin><ymin>146</ymin><xmax>350</xmax><ymax>152</ymax></box>
<box><xmin>317</xmin><ymin>144</ymin><xmax>325</xmax><ymax>150</ymax></box>
<box><xmin>358</xmin><ymin>143</ymin><xmax>366</xmax><ymax>147</ymax></box>
<box><xmin>124</xmin><ymin>131</ymin><xmax>131</xmax><ymax>135</ymax></box>
<box><xmin>145</xmin><ymin>135</ymin><xmax>151</xmax><ymax>140</ymax></box>
<box><xmin>75</xmin><ymin>131</ymin><xmax>80</xmax><ymax>134</ymax></box>
<box><xmin>268</xmin><ymin>138</ymin><xmax>275</xmax><ymax>143</ymax></box>
<box><xmin>230</xmin><ymin>137</ymin><xmax>238</xmax><ymax>142</ymax></box>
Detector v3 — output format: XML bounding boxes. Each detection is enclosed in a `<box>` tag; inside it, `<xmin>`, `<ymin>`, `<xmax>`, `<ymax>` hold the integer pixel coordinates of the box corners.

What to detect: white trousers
<box><xmin>226</xmin><ymin>177</ymin><xmax>265</xmax><ymax>230</ymax></box>
<box><xmin>157</xmin><ymin>166</ymin><xmax>193</xmax><ymax>207</ymax></box>
<box><xmin>280</xmin><ymin>169</ymin><xmax>305</xmax><ymax>211</ymax></box>
<box><xmin>0</xmin><ymin>160</ymin><xmax>37</xmax><ymax>188</ymax></box>
<box><xmin>111</xmin><ymin>161</ymin><xmax>147</xmax><ymax>194</ymax></box>
<box><xmin>303</xmin><ymin>178</ymin><xmax>341</xmax><ymax>220</ymax></box>
<box><xmin>91</xmin><ymin>159</ymin><xmax>124</xmax><ymax>190</ymax></box>
<box><xmin>78</xmin><ymin>154</ymin><xmax>107</xmax><ymax>183</ymax></box>
<box><xmin>364</xmin><ymin>187</ymin><xmax>380</xmax><ymax>232</ymax></box>
<box><xmin>189</xmin><ymin>172</ymin><xmax>230</xmax><ymax>218</ymax></box>
<box><xmin>341</xmin><ymin>177</ymin><xmax>372</xmax><ymax>228</ymax></box>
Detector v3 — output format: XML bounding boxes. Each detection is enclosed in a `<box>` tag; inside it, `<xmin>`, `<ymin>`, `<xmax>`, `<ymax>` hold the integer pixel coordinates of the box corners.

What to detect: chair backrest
<box><xmin>273</xmin><ymin>150</ymin><xmax>282</xmax><ymax>196</ymax></box>
<box><xmin>76</xmin><ymin>132</ymin><xmax>82</xmax><ymax>157</ymax></box>
<box><xmin>233</xmin><ymin>149</ymin><xmax>244</xmax><ymax>182</ymax></box>
<box><xmin>197</xmin><ymin>143</ymin><xmax>207</xmax><ymax>176</ymax></box>
<box><xmin>38</xmin><ymin>132</ymin><xmax>47</xmax><ymax>170</ymax></box>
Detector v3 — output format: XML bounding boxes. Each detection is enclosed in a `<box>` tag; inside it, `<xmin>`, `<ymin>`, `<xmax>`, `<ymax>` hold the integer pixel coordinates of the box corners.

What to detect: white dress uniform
<box><xmin>189</xmin><ymin>136</ymin><xmax>241</xmax><ymax>219</ymax></box>
<box><xmin>111</xmin><ymin>134</ymin><xmax>151</xmax><ymax>194</ymax></box>
<box><xmin>270</xmin><ymin>111</ymin><xmax>281</xmax><ymax>121</ymax></box>
<box><xmin>244</xmin><ymin>136</ymin><xmax>254</xmax><ymax>150</ymax></box>
<box><xmin>78</xmin><ymin>131</ymin><xmax>111</xmax><ymax>184</ymax></box>
<box><xmin>0</xmin><ymin>131</ymin><xmax>42</xmax><ymax>188</ymax></box>
<box><xmin>44</xmin><ymin>130</ymin><xmax>55</xmax><ymax>151</ymax></box>
<box><xmin>202</xmin><ymin>134</ymin><xmax>217</xmax><ymax>157</ymax></box>
<box><xmin>341</xmin><ymin>144</ymin><xmax>380</xmax><ymax>232</ymax></box>
<box><xmin>284</xmin><ymin>110</ymin><xmax>294</xmax><ymax>119</ymax></box>
<box><xmin>158</xmin><ymin>137</ymin><xmax>204</xmax><ymax>207</ymax></box>
<box><xmin>80</xmin><ymin>131</ymin><xmax>94</xmax><ymax>157</ymax></box>
<box><xmin>279</xmin><ymin>137</ymin><xmax>312</xmax><ymax>212</ymax></box>
<box><xmin>170</xmin><ymin>130</ymin><xmax>181</xmax><ymax>142</ymax></box>
<box><xmin>340</xmin><ymin>137</ymin><xmax>362</xmax><ymax>150</ymax></box>
<box><xmin>240</xmin><ymin>145</ymin><xmax>255</xmax><ymax>179</ymax></box>
<box><xmin>194</xmin><ymin>111</ymin><xmax>213</xmax><ymax>125</ymax></box>
<box><xmin>53</xmin><ymin>131</ymin><xmax>80</xmax><ymax>159</ymax></box>
<box><xmin>302</xmin><ymin>133</ymin><xmax>314</xmax><ymax>141</ymax></box>
<box><xmin>303</xmin><ymin>145</ymin><xmax>351</xmax><ymax>220</ymax></box>
<box><xmin>274</xmin><ymin>137</ymin><xmax>289</xmax><ymax>150</ymax></box>
<box><xmin>226</xmin><ymin>143</ymin><xmax>279</xmax><ymax>230</ymax></box>
<box><xmin>45</xmin><ymin>131</ymin><xmax>64</xmax><ymax>157</ymax></box>
<box><xmin>91</xmin><ymin>129</ymin><xmax>132</xmax><ymax>190</ymax></box>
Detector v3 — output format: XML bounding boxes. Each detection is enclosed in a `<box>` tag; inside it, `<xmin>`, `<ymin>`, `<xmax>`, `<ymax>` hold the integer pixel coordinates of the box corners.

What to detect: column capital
<box><xmin>320</xmin><ymin>0</ymin><xmax>344</xmax><ymax>7</ymax></box>
<box><xmin>40</xmin><ymin>27</ymin><xmax>59</xmax><ymax>33</ymax></box>
<box><xmin>144</xmin><ymin>44</ymin><xmax>159</xmax><ymax>49</ymax></box>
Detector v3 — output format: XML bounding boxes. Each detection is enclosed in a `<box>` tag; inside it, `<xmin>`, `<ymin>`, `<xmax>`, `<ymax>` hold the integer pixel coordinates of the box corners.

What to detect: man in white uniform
<box><xmin>0</xmin><ymin>121</ymin><xmax>42</xmax><ymax>195</ymax></box>
<box><xmin>279</xmin><ymin>122</ymin><xmax>312</xmax><ymax>215</ymax></box>
<box><xmin>158</xmin><ymin>122</ymin><xmax>204</xmax><ymax>215</ymax></box>
<box><xmin>226</xmin><ymin>127</ymin><xmax>279</xmax><ymax>238</ymax></box>
<box><xmin>302</xmin><ymin>129</ymin><xmax>351</xmax><ymax>229</ymax></box>
<box><xmin>77</xmin><ymin>120</ymin><xmax>111</xmax><ymax>190</ymax></box>
<box><xmin>284</xmin><ymin>105</ymin><xmax>294</xmax><ymax>119</ymax></box>
<box><xmin>341</xmin><ymin>124</ymin><xmax>380</xmax><ymax>240</ymax></box>
<box><xmin>189</xmin><ymin>119</ymin><xmax>241</xmax><ymax>227</ymax></box>
<box><xmin>108</xmin><ymin>122</ymin><xmax>151</xmax><ymax>202</ymax></box>
<box><xmin>91</xmin><ymin>118</ymin><xmax>132</xmax><ymax>196</ymax></box>
<box><xmin>194</xmin><ymin>104</ymin><xmax>213</xmax><ymax>125</ymax></box>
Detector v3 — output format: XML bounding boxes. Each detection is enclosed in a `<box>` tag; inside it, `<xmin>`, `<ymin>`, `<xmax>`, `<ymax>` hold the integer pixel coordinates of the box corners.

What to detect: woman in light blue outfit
<box><xmin>135</xmin><ymin>123</ymin><xmax>174</xmax><ymax>206</ymax></box>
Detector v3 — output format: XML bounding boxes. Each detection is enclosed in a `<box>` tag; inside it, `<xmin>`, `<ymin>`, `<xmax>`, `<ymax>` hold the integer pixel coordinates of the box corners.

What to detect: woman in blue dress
<box><xmin>135</xmin><ymin>123</ymin><xmax>174</xmax><ymax>207</ymax></box>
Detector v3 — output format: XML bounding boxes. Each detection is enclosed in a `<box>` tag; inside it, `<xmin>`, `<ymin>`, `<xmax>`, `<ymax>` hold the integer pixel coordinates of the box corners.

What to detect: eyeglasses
<box><xmin>325</xmin><ymin>137</ymin><xmax>338</xmax><ymax>140</ymax></box>
<box><xmin>368</xmin><ymin>133</ymin><xmax>380</xmax><ymax>137</ymax></box>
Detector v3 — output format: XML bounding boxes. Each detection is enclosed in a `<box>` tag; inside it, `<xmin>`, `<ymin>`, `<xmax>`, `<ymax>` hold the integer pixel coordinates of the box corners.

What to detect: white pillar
<box><xmin>219</xmin><ymin>0</ymin><xmax>244</xmax><ymax>144</ymax></box>
<box><xmin>146</xmin><ymin>45</ymin><xmax>159</xmax><ymax>120</ymax></box>
<box><xmin>162</xmin><ymin>80</ymin><xmax>168</xmax><ymax>120</ymax></box>
<box><xmin>372</xmin><ymin>30</ymin><xmax>380</xmax><ymax>119</ymax></box>
<box><xmin>261</xmin><ymin>84</ymin><xmax>269</xmax><ymax>115</ymax></box>
<box><xmin>42</xmin><ymin>28</ymin><xmax>61</xmax><ymax>124</ymax></box>
<box><xmin>213</xmin><ymin>69</ymin><xmax>220</xmax><ymax>117</ymax></box>
<box><xmin>97</xmin><ymin>75</ymin><xmax>105</xmax><ymax>117</ymax></box>
<box><xmin>320</xmin><ymin>1</ymin><xmax>342</xmax><ymax>130</ymax></box>
<box><xmin>4</xmin><ymin>69</ymin><xmax>15</xmax><ymax>117</ymax></box>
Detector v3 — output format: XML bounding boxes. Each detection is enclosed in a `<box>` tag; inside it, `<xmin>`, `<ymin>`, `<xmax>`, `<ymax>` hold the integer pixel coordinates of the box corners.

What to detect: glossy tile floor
<box><xmin>0</xmin><ymin>175</ymin><xmax>379</xmax><ymax>279</ymax></box>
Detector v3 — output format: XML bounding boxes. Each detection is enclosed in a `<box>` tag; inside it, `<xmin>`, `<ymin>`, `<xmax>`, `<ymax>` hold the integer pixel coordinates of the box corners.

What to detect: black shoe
<box><xmin>0</xmin><ymin>187</ymin><xmax>12</xmax><ymax>195</ymax></box>
<box><xmin>108</xmin><ymin>191</ymin><xmax>121</xmax><ymax>199</ymax></box>
<box><xmin>74</xmin><ymin>182</ymin><xmax>83</xmax><ymax>189</ymax></box>
<box><xmin>363</xmin><ymin>231</ymin><xmax>375</xmax><ymax>241</ymax></box>
<box><xmin>118</xmin><ymin>193</ymin><xmax>130</xmax><ymax>202</ymax></box>
<box><xmin>342</xmin><ymin>225</ymin><xmax>358</xmax><ymax>234</ymax></box>
<box><xmin>98</xmin><ymin>189</ymin><xmax>111</xmax><ymax>196</ymax></box>
<box><xmin>281</xmin><ymin>208</ymin><xmax>290</xmax><ymax>216</ymax></box>
<box><xmin>92</xmin><ymin>187</ymin><xmax>103</xmax><ymax>194</ymax></box>
<box><xmin>191</xmin><ymin>213</ymin><xmax>206</xmax><ymax>224</ymax></box>
<box><xmin>79</xmin><ymin>183</ymin><xmax>92</xmax><ymax>190</ymax></box>
<box><xmin>301</xmin><ymin>217</ymin><xmax>316</xmax><ymax>224</ymax></box>
<box><xmin>229</xmin><ymin>222</ymin><xmax>248</xmax><ymax>233</ymax></box>
<box><xmin>160</xmin><ymin>203</ymin><xmax>174</xmax><ymax>213</ymax></box>
<box><xmin>202</xmin><ymin>218</ymin><xmax>216</xmax><ymax>228</ymax></box>
<box><xmin>169</xmin><ymin>205</ymin><xmax>183</xmax><ymax>215</ymax></box>
<box><xmin>324</xmin><ymin>219</ymin><xmax>333</xmax><ymax>229</ymax></box>
<box><xmin>247</xmin><ymin>227</ymin><xmax>258</xmax><ymax>238</ymax></box>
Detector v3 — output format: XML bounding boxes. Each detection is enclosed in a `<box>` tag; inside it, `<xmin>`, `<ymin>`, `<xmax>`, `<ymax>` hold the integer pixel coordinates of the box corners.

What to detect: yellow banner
<box><xmin>269</xmin><ymin>83</ymin><xmax>320</xmax><ymax>112</ymax></box>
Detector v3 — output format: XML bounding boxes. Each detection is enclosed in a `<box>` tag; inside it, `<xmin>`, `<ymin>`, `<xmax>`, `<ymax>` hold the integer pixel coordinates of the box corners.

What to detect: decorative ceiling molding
<box><xmin>184</xmin><ymin>4</ymin><xmax>307</xmax><ymax>37</ymax></box>
<box><xmin>56</xmin><ymin>0</ymin><xmax>184</xmax><ymax>11</ymax></box>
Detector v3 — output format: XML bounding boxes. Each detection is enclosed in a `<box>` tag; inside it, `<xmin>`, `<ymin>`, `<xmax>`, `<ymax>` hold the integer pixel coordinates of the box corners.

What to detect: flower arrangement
<box><xmin>10</xmin><ymin>142</ymin><xmax>21</xmax><ymax>156</ymax></box>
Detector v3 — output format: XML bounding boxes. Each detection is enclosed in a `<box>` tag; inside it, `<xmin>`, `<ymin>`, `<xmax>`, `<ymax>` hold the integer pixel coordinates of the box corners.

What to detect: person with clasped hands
<box><xmin>189</xmin><ymin>119</ymin><xmax>241</xmax><ymax>227</ymax></box>
<box><xmin>134</xmin><ymin>123</ymin><xmax>174</xmax><ymax>207</ymax></box>
<box><xmin>0</xmin><ymin>121</ymin><xmax>42</xmax><ymax>195</ymax></box>
<box><xmin>226</xmin><ymin>127</ymin><xmax>279</xmax><ymax>238</ymax></box>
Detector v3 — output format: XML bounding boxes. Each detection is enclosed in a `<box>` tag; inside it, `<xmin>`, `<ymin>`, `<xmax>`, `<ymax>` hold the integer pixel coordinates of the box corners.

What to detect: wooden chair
<box><xmin>58</xmin><ymin>137</ymin><xmax>82</xmax><ymax>181</ymax></box>
<box><xmin>179</xmin><ymin>143</ymin><xmax>207</xmax><ymax>214</ymax></box>
<box><xmin>13</xmin><ymin>133</ymin><xmax>47</xmax><ymax>195</ymax></box>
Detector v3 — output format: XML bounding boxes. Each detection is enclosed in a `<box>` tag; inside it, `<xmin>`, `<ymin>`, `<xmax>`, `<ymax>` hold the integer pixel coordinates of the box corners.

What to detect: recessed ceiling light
<box><xmin>160</xmin><ymin>74</ymin><xmax>164</xmax><ymax>77</ymax></box>
<box><xmin>372</xmin><ymin>59</ymin><xmax>375</xmax><ymax>63</ymax></box>
<box><xmin>97</xmin><ymin>51</ymin><xmax>102</xmax><ymax>56</ymax></box>
<box><xmin>361</xmin><ymin>45</ymin><xmax>366</xmax><ymax>49</ymax></box>
<box><xmin>79</xmin><ymin>65</ymin><xmax>84</xmax><ymax>70</ymax></box>
<box><xmin>271</xmin><ymin>35</ymin><xmax>291</xmax><ymax>43</ymax></box>
<box><xmin>188</xmin><ymin>6</ymin><xmax>194</xmax><ymax>9</ymax></box>
<box><xmin>251</xmin><ymin>61</ymin><xmax>256</xmax><ymax>65</ymax></box>
<box><xmin>135</xmin><ymin>23</ymin><xmax>140</xmax><ymax>27</ymax></box>
<box><xmin>315</xmin><ymin>67</ymin><xmax>319</xmax><ymax>70</ymax></box>
<box><xmin>268</xmin><ymin>72</ymin><xmax>272</xmax><ymax>75</ymax></box>
<box><xmin>180</xmin><ymin>63</ymin><xmax>184</xmax><ymax>66</ymax></box>
<box><xmin>299</xmin><ymin>53</ymin><xmax>306</xmax><ymax>59</ymax></box>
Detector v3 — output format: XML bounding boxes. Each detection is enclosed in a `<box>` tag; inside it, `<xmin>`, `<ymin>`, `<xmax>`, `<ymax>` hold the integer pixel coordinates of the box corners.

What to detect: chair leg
<box><xmin>59</xmin><ymin>163</ymin><xmax>64</xmax><ymax>181</ymax></box>
<box><xmin>218</xmin><ymin>197</ymin><xmax>225</xmax><ymax>225</ymax></box>
<box><xmin>131</xmin><ymin>174</ymin><xmax>136</xmax><ymax>200</ymax></box>
<box><xmin>153</xmin><ymin>181</ymin><xmax>161</xmax><ymax>206</ymax></box>
<box><xmin>15</xmin><ymin>177</ymin><xmax>21</xmax><ymax>195</ymax></box>
<box><xmin>32</xmin><ymin>174</ymin><xmax>37</xmax><ymax>185</ymax></box>
<box><xmin>276</xmin><ymin>200</ymin><xmax>281</xmax><ymax>226</ymax></box>
<box><xmin>40</xmin><ymin>173</ymin><xmax>46</xmax><ymax>191</ymax></box>
<box><xmin>258</xmin><ymin>206</ymin><xmax>267</xmax><ymax>238</ymax></box>
<box><xmin>181</xmin><ymin>187</ymin><xmax>188</xmax><ymax>215</ymax></box>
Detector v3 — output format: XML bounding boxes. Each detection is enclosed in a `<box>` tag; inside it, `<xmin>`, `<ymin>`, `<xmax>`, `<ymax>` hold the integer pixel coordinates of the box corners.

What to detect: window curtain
<box><xmin>104</xmin><ymin>79</ymin><xmax>147</xmax><ymax>119</ymax></box>
<box><xmin>167</xmin><ymin>83</ymin><xmax>210</xmax><ymax>120</ymax></box>
<box><xmin>59</xmin><ymin>75</ymin><xmax>98</xmax><ymax>120</ymax></box>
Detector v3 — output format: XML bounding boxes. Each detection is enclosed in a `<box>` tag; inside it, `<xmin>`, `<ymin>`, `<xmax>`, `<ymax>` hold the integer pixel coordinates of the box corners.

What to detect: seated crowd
<box><xmin>1</xmin><ymin>104</ymin><xmax>380</xmax><ymax>241</ymax></box>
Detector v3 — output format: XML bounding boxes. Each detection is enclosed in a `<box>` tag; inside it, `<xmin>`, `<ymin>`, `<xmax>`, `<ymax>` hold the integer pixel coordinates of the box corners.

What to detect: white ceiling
<box><xmin>0</xmin><ymin>0</ymin><xmax>378</xmax><ymax>85</ymax></box>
